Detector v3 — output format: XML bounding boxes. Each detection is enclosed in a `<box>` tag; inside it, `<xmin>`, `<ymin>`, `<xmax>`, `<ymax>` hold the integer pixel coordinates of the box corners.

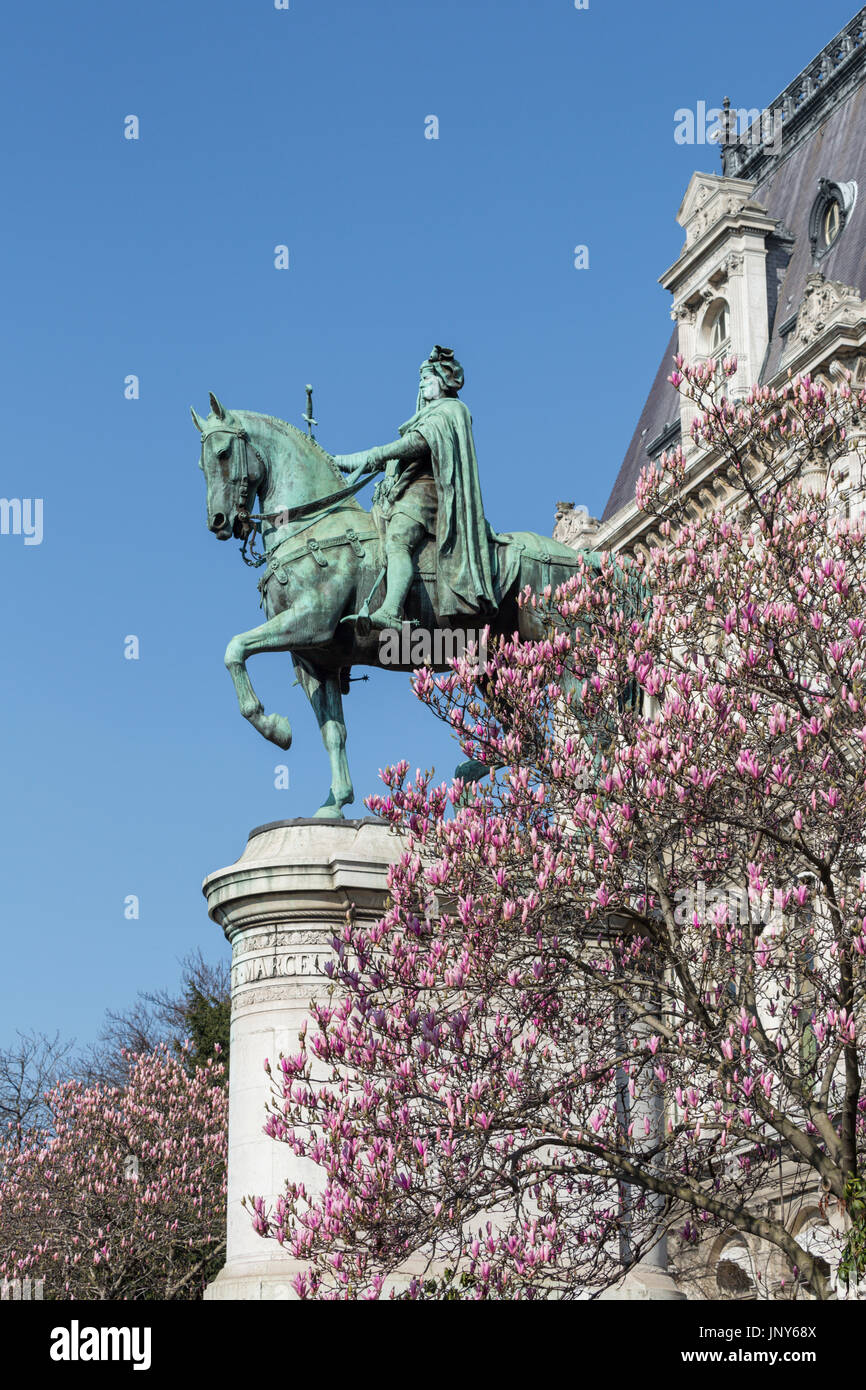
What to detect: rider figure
<box><xmin>336</xmin><ymin>346</ymin><xmax>497</xmax><ymax>629</ymax></box>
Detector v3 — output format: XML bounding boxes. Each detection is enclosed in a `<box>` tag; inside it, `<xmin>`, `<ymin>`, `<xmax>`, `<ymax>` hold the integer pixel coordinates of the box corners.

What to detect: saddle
<box><xmin>257</xmin><ymin>520</ymin><xmax>581</xmax><ymax>628</ymax></box>
<box><xmin>348</xmin><ymin>527</ymin><xmax>580</xmax><ymax>629</ymax></box>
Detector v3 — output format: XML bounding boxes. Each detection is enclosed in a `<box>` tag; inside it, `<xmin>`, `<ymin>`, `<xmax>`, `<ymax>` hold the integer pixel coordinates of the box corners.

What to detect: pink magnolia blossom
<box><xmin>0</xmin><ymin>1046</ymin><xmax>226</xmax><ymax>1300</ymax></box>
<box><xmin>251</xmin><ymin>366</ymin><xmax>866</xmax><ymax>1302</ymax></box>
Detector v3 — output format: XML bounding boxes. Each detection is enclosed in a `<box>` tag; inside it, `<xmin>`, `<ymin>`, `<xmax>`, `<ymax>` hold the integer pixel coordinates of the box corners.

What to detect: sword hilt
<box><xmin>303</xmin><ymin>383</ymin><xmax>318</xmax><ymax>437</ymax></box>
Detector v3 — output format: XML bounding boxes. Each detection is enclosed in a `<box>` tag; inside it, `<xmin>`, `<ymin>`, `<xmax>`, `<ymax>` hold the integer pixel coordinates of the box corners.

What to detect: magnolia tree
<box><xmin>0</xmin><ymin>1046</ymin><xmax>226</xmax><ymax>1299</ymax></box>
<box><xmin>252</xmin><ymin>362</ymin><xmax>866</xmax><ymax>1300</ymax></box>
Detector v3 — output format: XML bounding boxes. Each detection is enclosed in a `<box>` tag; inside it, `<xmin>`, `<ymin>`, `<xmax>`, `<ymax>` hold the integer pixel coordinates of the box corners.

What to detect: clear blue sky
<box><xmin>0</xmin><ymin>0</ymin><xmax>857</xmax><ymax>1047</ymax></box>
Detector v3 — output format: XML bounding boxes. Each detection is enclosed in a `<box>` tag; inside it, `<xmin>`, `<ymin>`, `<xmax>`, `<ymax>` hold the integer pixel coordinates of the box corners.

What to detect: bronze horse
<box><xmin>194</xmin><ymin>393</ymin><xmax>587</xmax><ymax>817</ymax></box>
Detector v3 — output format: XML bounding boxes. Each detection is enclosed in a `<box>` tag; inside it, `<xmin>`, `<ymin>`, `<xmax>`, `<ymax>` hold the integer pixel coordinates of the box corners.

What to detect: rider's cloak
<box><xmin>397</xmin><ymin>396</ymin><xmax>497</xmax><ymax>619</ymax></box>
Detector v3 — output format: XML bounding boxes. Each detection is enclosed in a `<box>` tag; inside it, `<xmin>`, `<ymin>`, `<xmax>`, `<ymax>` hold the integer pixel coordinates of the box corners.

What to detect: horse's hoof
<box><xmin>260</xmin><ymin>713</ymin><xmax>293</xmax><ymax>749</ymax></box>
<box><xmin>313</xmin><ymin>789</ymin><xmax>353</xmax><ymax>819</ymax></box>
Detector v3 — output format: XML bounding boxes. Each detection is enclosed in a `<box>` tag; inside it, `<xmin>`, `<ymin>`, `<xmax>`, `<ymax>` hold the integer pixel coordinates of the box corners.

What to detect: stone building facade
<box><xmin>556</xmin><ymin>7</ymin><xmax>866</xmax><ymax>563</ymax></box>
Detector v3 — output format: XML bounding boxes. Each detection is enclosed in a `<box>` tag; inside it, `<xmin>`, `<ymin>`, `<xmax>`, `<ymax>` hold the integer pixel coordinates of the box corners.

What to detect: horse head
<box><xmin>192</xmin><ymin>393</ymin><xmax>266</xmax><ymax>542</ymax></box>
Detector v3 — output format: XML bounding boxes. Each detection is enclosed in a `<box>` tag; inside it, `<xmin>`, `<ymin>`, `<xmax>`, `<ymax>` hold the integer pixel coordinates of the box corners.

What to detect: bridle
<box><xmin>201</xmin><ymin>422</ymin><xmax>270</xmax><ymax>565</ymax></box>
<box><xmin>201</xmin><ymin>421</ymin><xmax>373</xmax><ymax>568</ymax></box>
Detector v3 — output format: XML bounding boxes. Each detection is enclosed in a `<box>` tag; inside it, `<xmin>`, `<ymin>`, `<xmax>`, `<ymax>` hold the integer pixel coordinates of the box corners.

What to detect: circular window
<box><xmin>823</xmin><ymin>199</ymin><xmax>841</xmax><ymax>248</ymax></box>
<box><xmin>809</xmin><ymin>179</ymin><xmax>857</xmax><ymax>261</ymax></box>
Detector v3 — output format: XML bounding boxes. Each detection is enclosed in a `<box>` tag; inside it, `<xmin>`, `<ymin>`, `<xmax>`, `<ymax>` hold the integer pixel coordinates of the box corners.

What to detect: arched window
<box><xmin>792</xmin><ymin>1220</ymin><xmax>835</xmax><ymax>1289</ymax></box>
<box><xmin>716</xmin><ymin>1240</ymin><xmax>755</xmax><ymax>1296</ymax></box>
<box><xmin>702</xmin><ymin>300</ymin><xmax>730</xmax><ymax>356</ymax></box>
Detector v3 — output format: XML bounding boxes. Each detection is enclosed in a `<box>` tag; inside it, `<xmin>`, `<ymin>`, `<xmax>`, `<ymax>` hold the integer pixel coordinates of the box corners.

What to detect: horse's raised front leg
<box><xmin>293</xmin><ymin>657</ymin><xmax>354</xmax><ymax>819</ymax></box>
<box><xmin>224</xmin><ymin>612</ymin><xmax>298</xmax><ymax>750</ymax></box>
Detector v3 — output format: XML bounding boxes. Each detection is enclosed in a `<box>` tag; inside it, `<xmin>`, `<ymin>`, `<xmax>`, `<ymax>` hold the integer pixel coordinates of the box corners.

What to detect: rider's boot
<box><xmin>369</xmin><ymin>543</ymin><xmax>415</xmax><ymax>630</ymax></box>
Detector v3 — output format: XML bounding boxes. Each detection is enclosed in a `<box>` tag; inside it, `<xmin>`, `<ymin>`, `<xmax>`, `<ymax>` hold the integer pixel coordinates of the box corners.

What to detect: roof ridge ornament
<box><xmin>721</xmin><ymin>8</ymin><xmax>866</xmax><ymax>182</ymax></box>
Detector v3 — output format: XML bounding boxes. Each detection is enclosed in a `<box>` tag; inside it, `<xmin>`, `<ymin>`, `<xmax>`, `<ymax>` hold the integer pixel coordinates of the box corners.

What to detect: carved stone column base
<box><xmin>202</xmin><ymin>817</ymin><xmax>398</xmax><ymax>1301</ymax></box>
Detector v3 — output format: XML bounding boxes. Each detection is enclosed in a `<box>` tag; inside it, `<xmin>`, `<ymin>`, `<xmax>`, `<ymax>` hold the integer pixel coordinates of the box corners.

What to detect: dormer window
<box><xmin>823</xmin><ymin>198</ymin><xmax>841</xmax><ymax>248</ymax></box>
<box><xmin>809</xmin><ymin>178</ymin><xmax>857</xmax><ymax>261</ymax></box>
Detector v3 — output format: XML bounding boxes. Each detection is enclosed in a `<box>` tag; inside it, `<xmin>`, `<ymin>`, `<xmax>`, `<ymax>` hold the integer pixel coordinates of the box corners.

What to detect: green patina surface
<box><xmin>194</xmin><ymin>347</ymin><xmax>609</xmax><ymax>817</ymax></box>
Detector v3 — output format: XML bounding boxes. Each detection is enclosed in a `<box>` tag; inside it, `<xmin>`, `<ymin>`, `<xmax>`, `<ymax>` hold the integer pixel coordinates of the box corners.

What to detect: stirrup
<box><xmin>340</xmin><ymin>565</ymin><xmax>387</xmax><ymax>638</ymax></box>
<box><xmin>341</xmin><ymin>611</ymin><xmax>374</xmax><ymax>639</ymax></box>
<box><xmin>368</xmin><ymin>608</ymin><xmax>418</xmax><ymax>631</ymax></box>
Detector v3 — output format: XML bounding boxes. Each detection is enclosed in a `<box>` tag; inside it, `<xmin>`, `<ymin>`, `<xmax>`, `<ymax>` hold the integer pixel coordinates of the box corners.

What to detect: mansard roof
<box><xmin>603</xmin><ymin>328</ymin><xmax>681</xmax><ymax>522</ymax></box>
<box><xmin>602</xmin><ymin>9</ymin><xmax>866</xmax><ymax>524</ymax></box>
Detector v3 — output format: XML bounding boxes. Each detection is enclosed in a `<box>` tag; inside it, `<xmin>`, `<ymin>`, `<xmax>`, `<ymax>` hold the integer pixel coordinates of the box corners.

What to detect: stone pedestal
<box><xmin>598</xmin><ymin>1254</ymin><xmax>685</xmax><ymax>1301</ymax></box>
<box><xmin>202</xmin><ymin>817</ymin><xmax>398</xmax><ymax>1301</ymax></box>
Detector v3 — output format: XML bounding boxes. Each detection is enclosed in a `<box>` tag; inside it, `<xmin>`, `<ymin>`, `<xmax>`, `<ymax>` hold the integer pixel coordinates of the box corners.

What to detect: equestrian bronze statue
<box><xmin>193</xmin><ymin>346</ymin><xmax>591</xmax><ymax>818</ymax></box>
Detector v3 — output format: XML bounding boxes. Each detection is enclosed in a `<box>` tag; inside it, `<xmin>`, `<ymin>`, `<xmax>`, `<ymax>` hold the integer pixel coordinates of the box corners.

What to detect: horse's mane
<box><xmin>234</xmin><ymin>409</ymin><xmax>345</xmax><ymax>487</ymax></box>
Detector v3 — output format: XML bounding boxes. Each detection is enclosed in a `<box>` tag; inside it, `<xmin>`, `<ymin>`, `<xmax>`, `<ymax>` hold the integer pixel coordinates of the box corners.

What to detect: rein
<box><xmin>255</xmin><ymin>471</ymin><xmax>373</xmax><ymax>527</ymax></box>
